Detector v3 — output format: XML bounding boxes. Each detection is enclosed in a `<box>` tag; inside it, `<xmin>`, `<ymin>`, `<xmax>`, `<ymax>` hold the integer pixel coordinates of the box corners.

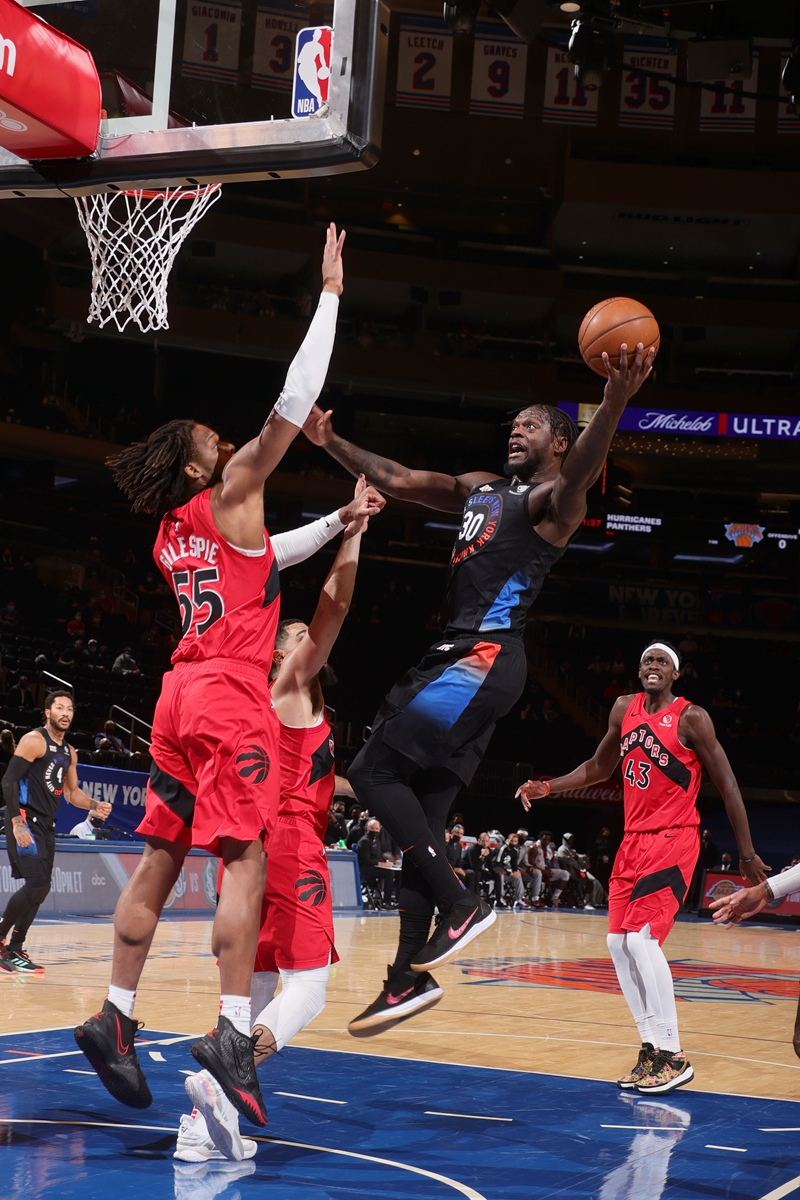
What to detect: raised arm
<box><xmin>303</xmin><ymin>405</ymin><xmax>493</xmax><ymax>513</ymax></box>
<box><xmin>515</xmin><ymin>697</ymin><xmax>629</xmax><ymax>811</ymax></box>
<box><xmin>680</xmin><ymin>705</ymin><xmax>769</xmax><ymax>886</ymax></box>
<box><xmin>271</xmin><ymin>485</ymin><xmax>385</xmax><ymax>571</ymax></box>
<box><xmin>214</xmin><ymin>225</ymin><xmax>344</xmax><ymax>520</ymax></box>
<box><xmin>537</xmin><ymin>344</ymin><xmax>655</xmax><ymax>545</ymax></box>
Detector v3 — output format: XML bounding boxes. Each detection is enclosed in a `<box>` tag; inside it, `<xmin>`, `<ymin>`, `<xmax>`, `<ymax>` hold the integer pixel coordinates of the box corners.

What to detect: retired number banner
<box><xmin>396</xmin><ymin>14</ymin><xmax>453</xmax><ymax>110</ymax></box>
<box><xmin>778</xmin><ymin>48</ymin><xmax>800</xmax><ymax>133</ymax></box>
<box><xmin>619</xmin><ymin>36</ymin><xmax>677</xmax><ymax>129</ymax></box>
<box><xmin>470</xmin><ymin>22</ymin><xmax>527</xmax><ymax>119</ymax></box>
<box><xmin>699</xmin><ymin>50</ymin><xmax>758</xmax><ymax>132</ymax></box>
<box><xmin>183</xmin><ymin>0</ymin><xmax>242</xmax><ymax>85</ymax></box>
<box><xmin>252</xmin><ymin>2</ymin><xmax>306</xmax><ymax>92</ymax></box>
<box><xmin>542</xmin><ymin>33</ymin><xmax>598</xmax><ymax>125</ymax></box>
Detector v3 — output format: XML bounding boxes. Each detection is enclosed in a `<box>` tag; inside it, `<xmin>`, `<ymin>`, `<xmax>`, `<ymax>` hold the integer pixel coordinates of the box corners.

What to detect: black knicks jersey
<box><xmin>439</xmin><ymin>478</ymin><xmax>567</xmax><ymax>638</ymax></box>
<box><xmin>19</xmin><ymin>730</ymin><xmax>71</xmax><ymax>822</ymax></box>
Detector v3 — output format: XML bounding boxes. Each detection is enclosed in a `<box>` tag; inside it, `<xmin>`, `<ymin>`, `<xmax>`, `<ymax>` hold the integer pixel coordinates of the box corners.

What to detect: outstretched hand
<box><xmin>709</xmin><ymin>881</ymin><xmax>770</xmax><ymax>927</ymax></box>
<box><xmin>514</xmin><ymin>779</ymin><xmax>551</xmax><ymax>812</ymax></box>
<box><xmin>602</xmin><ymin>342</ymin><xmax>656</xmax><ymax>407</ymax></box>
<box><xmin>322</xmin><ymin>223</ymin><xmax>345</xmax><ymax>296</ymax></box>
<box><xmin>303</xmin><ymin>404</ymin><xmax>334</xmax><ymax>447</ymax></box>
<box><xmin>340</xmin><ymin>474</ymin><xmax>385</xmax><ymax>533</ymax></box>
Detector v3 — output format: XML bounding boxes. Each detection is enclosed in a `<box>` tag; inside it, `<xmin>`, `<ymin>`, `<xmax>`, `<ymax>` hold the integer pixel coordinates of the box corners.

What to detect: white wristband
<box><xmin>273</xmin><ymin>291</ymin><xmax>339</xmax><ymax>429</ymax></box>
<box><xmin>272</xmin><ymin>510</ymin><xmax>344</xmax><ymax>571</ymax></box>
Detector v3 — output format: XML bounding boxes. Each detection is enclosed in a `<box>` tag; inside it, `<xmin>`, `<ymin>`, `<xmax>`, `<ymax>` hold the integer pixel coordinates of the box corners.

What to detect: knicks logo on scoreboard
<box><xmin>724</xmin><ymin>522</ymin><xmax>765</xmax><ymax>549</ymax></box>
<box><xmin>292</xmin><ymin>26</ymin><xmax>332</xmax><ymax>118</ymax></box>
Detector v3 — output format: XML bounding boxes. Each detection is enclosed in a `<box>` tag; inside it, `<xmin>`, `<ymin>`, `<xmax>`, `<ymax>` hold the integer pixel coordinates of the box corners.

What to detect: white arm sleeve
<box><xmin>769</xmin><ymin>863</ymin><xmax>800</xmax><ymax>900</ymax></box>
<box><xmin>272</xmin><ymin>511</ymin><xmax>345</xmax><ymax>571</ymax></box>
<box><xmin>273</xmin><ymin>291</ymin><xmax>339</xmax><ymax>428</ymax></box>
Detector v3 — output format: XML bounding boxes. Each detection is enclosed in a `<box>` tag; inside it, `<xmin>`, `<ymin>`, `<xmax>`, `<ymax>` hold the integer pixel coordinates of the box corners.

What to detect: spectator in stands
<box><xmin>587</xmin><ymin>654</ymin><xmax>608</xmax><ymax>674</ymax></box>
<box><xmin>346</xmin><ymin>809</ymin><xmax>369</xmax><ymax>849</ymax></box>
<box><xmin>592</xmin><ymin>827</ymin><xmax>614</xmax><ymax>892</ymax></box>
<box><xmin>0</xmin><ymin>729</ymin><xmax>15</xmax><ymax>769</ymax></box>
<box><xmin>57</xmin><ymin>640</ymin><xmax>84</xmax><ymax>668</ymax></box>
<box><xmin>112</xmin><ymin>648</ymin><xmax>140</xmax><ymax>676</ymax></box>
<box><xmin>83</xmin><ymin>639</ymin><xmax>105</xmax><ymax>670</ymax></box>
<box><xmin>494</xmin><ymin>832</ymin><xmax>527</xmax><ymax>909</ymax></box>
<box><xmin>0</xmin><ymin>599</ymin><xmax>18</xmax><ymax>626</ymax></box>
<box><xmin>357</xmin><ymin>819</ymin><xmax>399</xmax><ymax>906</ymax></box>
<box><xmin>324</xmin><ymin>798</ymin><xmax>348</xmax><ymax>847</ymax></box>
<box><xmin>94</xmin><ymin>720</ymin><xmax>130</xmax><ymax>756</ymax></box>
<box><xmin>530</xmin><ymin>831</ymin><xmax>569</xmax><ymax>909</ymax></box>
<box><xmin>444</xmin><ymin>827</ymin><xmax>471</xmax><ymax>890</ymax></box>
<box><xmin>465</xmin><ymin>832</ymin><xmax>497</xmax><ymax>901</ymax></box>
<box><xmin>679</xmin><ymin>632</ymin><xmax>698</xmax><ymax>657</ymax></box>
<box><xmin>67</xmin><ymin>611</ymin><xmax>86</xmax><ymax>638</ymax></box>
<box><xmin>556</xmin><ymin>832</ymin><xmax>595</xmax><ymax>909</ymax></box>
<box><xmin>611</xmin><ymin>652</ymin><xmax>627</xmax><ymax>676</ymax></box>
<box><xmin>715</xmin><ymin>852</ymin><xmax>734</xmax><ymax>872</ymax></box>
<box><xmin>8</xmin><ymin>676</ymin><xmax>35</xmax><ymax>711</ymax></box>
<box><xmin>93</xmin><ymin>590</ymin><xmax>115</xmax><ymax>616</ymax></box>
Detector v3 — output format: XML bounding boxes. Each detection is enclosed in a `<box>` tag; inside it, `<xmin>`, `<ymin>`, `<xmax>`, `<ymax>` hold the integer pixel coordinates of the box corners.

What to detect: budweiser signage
<box><xmin>561</xmin><ymin>403</ymin><xmax>800</xmax><ymax>442</ymax></box>
<box><xmin>534</xmin><ymin>777</ymin><xmax>623</xmax><ymax>804</ymax></box>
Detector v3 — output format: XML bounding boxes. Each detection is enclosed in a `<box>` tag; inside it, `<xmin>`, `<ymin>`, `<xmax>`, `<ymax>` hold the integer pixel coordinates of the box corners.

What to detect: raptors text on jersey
<box><xmin>619</xmin><ymin>693</ymin><xmax>702</xmax><ymax>832</ymax></box>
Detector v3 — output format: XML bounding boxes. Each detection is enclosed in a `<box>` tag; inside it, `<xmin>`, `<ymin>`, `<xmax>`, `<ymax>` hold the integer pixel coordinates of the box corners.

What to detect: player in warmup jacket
<box><xmin>304</xmin><ymin>341</ymin><xmax>656</xmax><ymax>1032</ymax></box>
<box><xmin>177</xmin><ymin>477</ymin><xmax>375</xmax><ymax>1162</ymax></box>
<box><xmin>74</xmin><ymin>225</ymin><xmax>365</xmax><ymax>1127</ymax></box>
<box><xmin>517</xmin><ymin>639</ymin><xmax>768</xmax><ymax>1095</ymax></box>
<box><xmin>0</xmin><ymin>691</ymin><xmax>112</xmax><ymax>974</ymax></box>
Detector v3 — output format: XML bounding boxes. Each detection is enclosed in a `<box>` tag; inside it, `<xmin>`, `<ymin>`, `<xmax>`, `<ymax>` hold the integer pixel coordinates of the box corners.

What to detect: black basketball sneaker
<box><xmin>348</xmin><ymin>967</ymin><xmax>443</xmax><ymax>1037</ymax></box>
<box><xmin>74</xmin><ymin>999</ymin><xmax>153</xmax><ymax>1108</ymax></box>
<box><xmin>7</xmin><ymin>946</ymin><xmax>44</xmax><ymax>974</ymax></box>
<box><xmin>410</xmin><ymin>895</ymin><xmax>496</xmax><ymax>972</ymax></box>
<box><xmin>191</xmin><ymin>1016</ymin><xmax>268</xmax><ymax>1127</ymax></box>
<box><xmin>0</xmin><ymin>941</ymin><xmax>17</xmax><ymax>974</ymax></box>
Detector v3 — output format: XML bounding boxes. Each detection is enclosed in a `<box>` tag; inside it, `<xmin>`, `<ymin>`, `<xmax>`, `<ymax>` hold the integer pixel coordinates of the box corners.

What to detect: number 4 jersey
<box><xmin>619</xmin><ymin>693</ymin><xmax>702</xmax><ymax>833</ymax></box>
<box><xmin>154</xmin><ymin>489</ymin><xmax>280</xmax><ymax>673</ymax></box>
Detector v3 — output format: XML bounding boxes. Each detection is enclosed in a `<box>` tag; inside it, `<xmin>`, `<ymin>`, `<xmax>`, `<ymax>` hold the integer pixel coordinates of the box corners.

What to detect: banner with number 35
<box><xmin>619</xmin><ymin>37</ymin><xmax>676</xmax><ymax>129</ymax></box>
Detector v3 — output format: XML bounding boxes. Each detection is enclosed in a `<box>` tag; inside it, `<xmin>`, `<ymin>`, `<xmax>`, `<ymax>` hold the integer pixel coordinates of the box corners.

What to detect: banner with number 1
<box><xmin>698</xmin><ymin>50</ymin><xmax>759</xmax><ymax>132</ymax></box>
<box><xmin>619</xmin><ymin>37</ymin><xmax>676</xmax><ymax>129</ymax></box>
<box><xmin>470</xmin><ymin>22</ymin><xmax>527</xmax><ymax>119</ymax></box>
<box><xmin>542</xmin><ymin>33</ymin><xmax>598</xmax><ymax>125</ymax></box>
<box><xmin>182</xmin><ymin>0</ymin><xmax>242</xmax><ymax>85</ymax></box>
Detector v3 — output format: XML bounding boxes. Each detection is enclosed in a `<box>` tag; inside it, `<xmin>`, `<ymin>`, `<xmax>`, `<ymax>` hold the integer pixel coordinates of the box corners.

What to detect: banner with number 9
<box><xmin>470</xmin><ymin>22</ymin><xmax>527</xmax><ymax>119</ymax></box>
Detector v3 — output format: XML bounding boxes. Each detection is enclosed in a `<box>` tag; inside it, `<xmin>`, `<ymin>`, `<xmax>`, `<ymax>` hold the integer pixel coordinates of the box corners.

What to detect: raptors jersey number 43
<box><xmin>619</xmin><ymin>693</ymin><xmax>702</xmax><ymax>832</ymax></box>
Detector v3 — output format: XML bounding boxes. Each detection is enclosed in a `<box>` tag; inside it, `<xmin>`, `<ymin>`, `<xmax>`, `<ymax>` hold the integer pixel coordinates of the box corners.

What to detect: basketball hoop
<box><xmin>74</xmin><ymin>184</ymin><xmax>223</xmax><ymax>333</ymax></box>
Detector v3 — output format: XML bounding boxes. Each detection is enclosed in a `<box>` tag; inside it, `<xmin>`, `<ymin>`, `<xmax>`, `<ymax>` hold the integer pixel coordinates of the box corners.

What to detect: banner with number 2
<box><xmin>396</xmin><ymin>15</ymin><xmax>453</xmax><ymax>110</ymax></box>
<box><xmin>542</xmin><ymin>33</ymin><xmax>598</xmax><ymax>125</ymax></box>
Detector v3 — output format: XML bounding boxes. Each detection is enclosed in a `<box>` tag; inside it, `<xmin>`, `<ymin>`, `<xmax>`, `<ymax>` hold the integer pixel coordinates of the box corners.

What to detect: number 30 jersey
<box><xmin>619</xmin><ymin>693</ymin><xmax>702</xmax><ymax>833</ymax></box>
<box><xmin>154</xmin><ymin>489</ymin><xmax>280</xmax><ymax>674</ymax></box>
<box><xmin>440</xmin><ymin>478</ymin><xmax>566</xmax><ymax>639</ymax></box>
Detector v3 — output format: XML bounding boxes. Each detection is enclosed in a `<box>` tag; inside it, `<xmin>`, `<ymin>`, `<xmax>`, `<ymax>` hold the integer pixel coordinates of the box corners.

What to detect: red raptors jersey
<box><xmin>278</xmin><ymin>715</ymin><xmax>335</xmax><ymax>839</ymax></box>
<box><xmin>154</xmin><ymin>489</ymin><xmax>280</xmax><ymax>673</ymax></box>
<box><xmin>619</xmin><ymin>693</ymin><xmax>702</xmax><ymax>833</ymax></box>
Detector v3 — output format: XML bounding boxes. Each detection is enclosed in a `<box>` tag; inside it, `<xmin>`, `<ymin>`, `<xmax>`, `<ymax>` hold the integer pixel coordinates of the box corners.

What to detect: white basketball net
<box><xmin>75</xmin><ymin>184</ymin><xmax>223</xmax><ymax>333</ymax></box>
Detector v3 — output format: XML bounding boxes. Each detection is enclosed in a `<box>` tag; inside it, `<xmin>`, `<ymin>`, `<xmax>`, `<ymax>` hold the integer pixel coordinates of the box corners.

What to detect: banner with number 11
<box><xmin>542</xmin><ymin>33</ymin><xmax>598</xmax><ymax>125</ymax></box>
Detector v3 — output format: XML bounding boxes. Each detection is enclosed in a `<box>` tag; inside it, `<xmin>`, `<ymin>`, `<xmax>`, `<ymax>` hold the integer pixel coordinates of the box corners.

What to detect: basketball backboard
<box><xmin>0</xmin><ymin>0</ymin><xmax>387</xmax><ymax>196</ymax></box>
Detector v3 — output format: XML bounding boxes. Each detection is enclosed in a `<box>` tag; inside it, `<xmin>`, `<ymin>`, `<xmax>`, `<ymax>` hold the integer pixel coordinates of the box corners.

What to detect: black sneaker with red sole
<box><xmin>0</xmin><ymin>942</ymin><xmax>17</xmax><ymax>974</ymax></box>
<box><xmin>348</xmin><ymin>967</ymin><xmax>443</xmax><ymax>1037</ymax></box>
<box><xmin>190</xmin><ymin>1016</ymin><xmax>268</xmax><ymax>1127</ymax></box>
<box><xmin>7</xmin><ymin>946</ymin><xmax>44</xmax><ymax>973</ymax></box>
<box><xmin>410</xmin><ymin>895</ymin><xmax>496</xmax><ymax>972</ymax></box>
<box><xmin>74</xmin><ymin>999</ymin><xmax>153</xmax><ymax>1108</ymax></box>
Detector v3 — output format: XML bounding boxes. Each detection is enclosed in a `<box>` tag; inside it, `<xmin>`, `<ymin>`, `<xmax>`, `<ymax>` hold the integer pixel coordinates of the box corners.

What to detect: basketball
<box><xmin>578</xmin><ymin>297</ymin><xmax>660</xmax><ymax>377</ymax></box>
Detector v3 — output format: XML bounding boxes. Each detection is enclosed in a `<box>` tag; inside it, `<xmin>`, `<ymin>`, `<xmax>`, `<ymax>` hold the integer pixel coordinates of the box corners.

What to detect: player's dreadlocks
<box><xmin>106</xmin><ymin>419</ymin><xmax>199</xmax><ymax>517</ymax></box>
<box><xmin>514</xmin><ymin>404</ymin><xmax>580</xmax><ymax>459</ymax></box>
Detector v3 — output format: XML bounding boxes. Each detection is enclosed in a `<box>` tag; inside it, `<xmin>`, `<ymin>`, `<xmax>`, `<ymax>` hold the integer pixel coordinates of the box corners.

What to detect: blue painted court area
<box><xmin>1</xmin><ymin>1026</ymin><xmax>799</xmax><ymax>1200</ymax></box>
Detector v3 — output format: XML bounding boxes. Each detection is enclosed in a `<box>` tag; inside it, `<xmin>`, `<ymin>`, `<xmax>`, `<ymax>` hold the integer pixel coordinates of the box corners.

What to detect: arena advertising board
<box><xmin>560</xmin><ymin>402</ymin><xmax>800</xmax><ymax>442</ymax></box>
<box><xmin>55</xmin><ymin>763</ymin><xmax>149</xmax><ymax>840</ymax></box>
<box><xmin>701</xmin><ymin>871</ymin><xmax>800</xmax><ymax>921</ymax></box>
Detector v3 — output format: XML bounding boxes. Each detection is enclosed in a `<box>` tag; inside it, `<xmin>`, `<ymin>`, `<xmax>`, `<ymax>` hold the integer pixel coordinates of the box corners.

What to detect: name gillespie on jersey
<box><xmin>159</xmin><ymin>536</ymin><xmax>220</xmax><ymax>571</ymax></box>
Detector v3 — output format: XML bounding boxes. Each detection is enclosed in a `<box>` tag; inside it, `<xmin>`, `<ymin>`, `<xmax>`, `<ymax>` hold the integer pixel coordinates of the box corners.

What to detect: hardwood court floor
<box><xmin>2</xmin><ymin>908</ymin><xmax>799</xmax><ymax>1102</ymax></box>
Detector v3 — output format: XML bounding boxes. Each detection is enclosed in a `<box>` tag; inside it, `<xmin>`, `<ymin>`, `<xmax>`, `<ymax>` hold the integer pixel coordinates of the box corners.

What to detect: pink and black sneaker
<box><xmin>348</xmin><ymin>966</ymin><xmax>443</xmax><ymax>1037</ymax></box>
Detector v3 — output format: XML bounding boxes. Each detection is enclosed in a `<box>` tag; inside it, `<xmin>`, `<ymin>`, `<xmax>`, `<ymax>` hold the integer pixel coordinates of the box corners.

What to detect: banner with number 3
<box><xmin>470</xmin><ymin>22</ymin><xmax>527</xmax><ymax>119</ymax></box>
<box><xmin>542</xmin><ymin>33</ymin><xmax>598</xmax><ymax>125</ymax></box>
<box><xmin>619</xmin><ymin>37</ymin><xmax>676</xmax><ymax>129</ymax></box>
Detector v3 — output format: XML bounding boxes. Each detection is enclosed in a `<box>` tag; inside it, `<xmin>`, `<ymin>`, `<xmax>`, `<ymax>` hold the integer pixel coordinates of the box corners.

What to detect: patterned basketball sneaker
<box><xmin>184</xmin><ymin>1070</ymin><xmax>248</xmax><ymax>1161</ymax></box>
<box><xmin>348</xmin><ymin>967</ymin><xmax>443</xmax><ymax>1037</ymax></box>
<box><xmin>617</xmin><ymin>1042</ymin><xmax>656</xmax><ymax>1090</ymax></box>
<box><xmin>635</xmin><ymin>1049</ymin><xmax>694</xmax><ymax>1094</ymax></box>
<box><xmin>7</xmin><ymin>947</ymin><xmax>44</xmax><ymax>973</ymax></box>
<box><xmin>191</xmin><ymin>1016</ymin><xmax>268</xmax><ymax>1127</ymax></box>
<box><xmin>74</xmin><ymin>999</ymin><xmax>153</xmax><ymax>1108</ymax></box>
<box><xmin>0</xmin><ymin>941</ymin><xmax>17</xmax><ymax>974</ymax></box>
<box><xmin>409</xmin><ymin>895</ymin><xmax>496</xmax><ymax>972</ymax></box>
<box><xmin>174</xmin><ymin>1109</ymin><xmax>257</xmax><ymax>1163</ymax></box>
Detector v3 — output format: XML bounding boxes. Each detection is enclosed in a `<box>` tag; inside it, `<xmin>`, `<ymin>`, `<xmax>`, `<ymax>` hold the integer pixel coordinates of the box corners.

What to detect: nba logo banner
<box><xmin>252</xmin><ymin>2</ymin><xmax>306</xmax><ymax>93</ymax></box>
<box><xmin>698</xmin><ymin>50</ymin><xmax>758</xmax><ymax>132</ymax></box>
<box><xmin>542</xmin><ymin>33</ymin><xmax>598</xmax><ymax>125</ymax></box>
<box><xmin>292</xmin><ymin>26</ymin><xmax>332</xmax><ymax>117</ymax></box>
<box><xmin>470</xmin><ymin>22</ymin><xmax>527</xmax><ymax>118</ymax></box>
<box><xmin>778</xmin><ymin>48</ymin><xmax>800</xmax><ymax>133</ymax></box>
<box><xmin>182</xmin><ymin>0</ymin><xmax>243</xmax><ymax>85</ymax></box>
<box><xmin>619</xmin><ymin>37</ymin><xmax>677</xmax><ymax>129</ymax></box>
<box><xmin>396</xmin><ymin>14</ymin><xmax>453</xmax><ymax>111</ymax></box>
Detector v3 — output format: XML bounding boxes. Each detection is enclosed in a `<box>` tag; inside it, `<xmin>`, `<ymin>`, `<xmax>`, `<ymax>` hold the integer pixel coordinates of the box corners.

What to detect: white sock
<box><xmin>625</xmin><ymin>925</ymin><xmax>681</xmax><ymax>1053</ymax></box>
<box><xmin>607</xmin><ymin>932</ymin><xmax>657</xmax><ymax>1046</ymax></box>
<box><xmin>252</xmin><ymin>959</ymin><xmax>330</xmax><ymax>1052</ymax></box>
<box><xmin>251</xmin><ymin>970</ymin><xmax>280</xmax><ymax>1020</ymax></box>
<box><xmin>107</xmin><ymin>985</ymin><xmax>136</xmax><ymax>1019</ymax></box>
<box><xmin>219</xmin><ymin>994</ymin><xmax>251</xmax><ymax>1036</ymax></box>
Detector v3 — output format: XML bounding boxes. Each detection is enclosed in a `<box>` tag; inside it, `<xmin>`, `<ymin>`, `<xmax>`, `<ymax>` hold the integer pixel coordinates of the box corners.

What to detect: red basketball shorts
<box><xmin>255</xmin><ymin>815</ymin><xmax>339</xmax><ymax>973</ymax></box>
<box><xmin>608</xmin><ymin>826</ymin><xmax>699</xmax><ymax>945</ymax></box>
<box><xmin>137</xmin><ymin>658</ymin><xmax>279</xmax><ymax>856</ymax></box>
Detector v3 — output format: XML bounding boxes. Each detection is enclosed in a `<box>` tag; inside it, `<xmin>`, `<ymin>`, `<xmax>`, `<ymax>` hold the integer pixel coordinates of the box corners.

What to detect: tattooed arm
<box><xmin>303</xmin><ymin>405</ymin><xmax>494</xmax><ymax>513</ymax></box>
<box><xmin>536</xmin><ymin>342</ymin><xmax>656</xmax><ymax>546</ymax></box>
